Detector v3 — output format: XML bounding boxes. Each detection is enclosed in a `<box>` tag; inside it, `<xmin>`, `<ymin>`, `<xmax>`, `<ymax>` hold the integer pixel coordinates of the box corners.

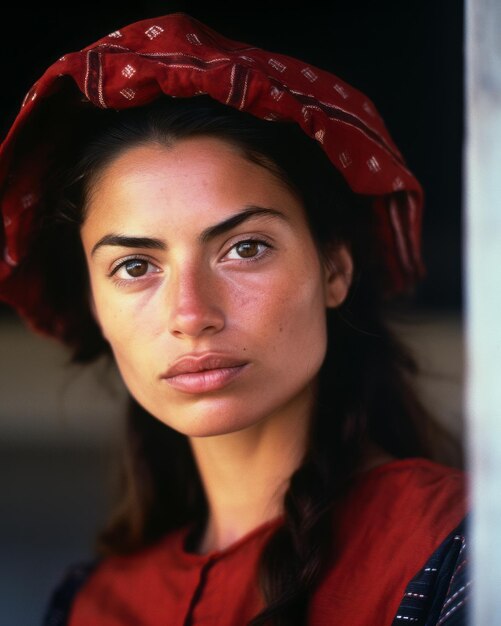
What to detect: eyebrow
<box><xmin>91</xmin><ymin>234</ymin><xmax>165</xmax><ymax>257</ymax></box>
<box><xmin>200</xmin><ymin>206</ymin><xmax>288</xmax><ymax>243</ymax></box>
<box><xmin>90</xmin><ymin>206</ymin><xmax>289</xmax><ymax>257</ymax></box>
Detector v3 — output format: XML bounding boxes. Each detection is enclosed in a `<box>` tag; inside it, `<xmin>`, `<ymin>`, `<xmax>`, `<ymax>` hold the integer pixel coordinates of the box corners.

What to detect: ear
<box><xmin>322</xmin><ymin>243</ymin><xmax>354</xmax><ymax>308</ymax></box>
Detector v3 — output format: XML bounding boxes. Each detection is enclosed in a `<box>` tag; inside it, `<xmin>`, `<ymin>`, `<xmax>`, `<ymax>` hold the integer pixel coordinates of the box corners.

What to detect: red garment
<box><xmin>0</xmin><ymin>12</ymin><xmax>424</xmax><ymax>343</ymax></box>
<box><xmin>67</xmin><ymin>458</ymin><xmax>466</xmax><ymax>626</ymax></box>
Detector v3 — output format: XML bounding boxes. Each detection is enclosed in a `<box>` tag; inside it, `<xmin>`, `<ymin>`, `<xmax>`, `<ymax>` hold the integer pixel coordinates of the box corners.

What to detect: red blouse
<box><xmin>67</xmin><ymin>458</ymin><xmax>466</xmax><ymax>625</ymax></box>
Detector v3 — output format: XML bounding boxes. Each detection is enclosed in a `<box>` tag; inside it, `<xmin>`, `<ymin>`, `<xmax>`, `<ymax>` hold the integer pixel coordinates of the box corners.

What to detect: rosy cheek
<box><xmin>280</xmin><ymin>285</ymin><xmax>325</xmax><ymax>341</ymax></box>
<box><xmin>224</xmin><ymin>285</ymin><xmax>254</xmax><ymax>311</ymax></box>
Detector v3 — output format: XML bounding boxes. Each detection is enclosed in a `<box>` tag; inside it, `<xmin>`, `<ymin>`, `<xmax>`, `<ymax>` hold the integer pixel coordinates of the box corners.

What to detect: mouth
<box><xmin>160</xmin><ymin>354</ymin><xmax>249</xmax><ymax>394</ymax></box>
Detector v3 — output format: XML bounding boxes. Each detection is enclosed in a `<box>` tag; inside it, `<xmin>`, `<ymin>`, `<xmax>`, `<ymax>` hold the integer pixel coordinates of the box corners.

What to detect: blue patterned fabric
<box><xmin>391</xmin><ymin>515</ymin><xmax>470</xmax><ymax>625</ymax></box>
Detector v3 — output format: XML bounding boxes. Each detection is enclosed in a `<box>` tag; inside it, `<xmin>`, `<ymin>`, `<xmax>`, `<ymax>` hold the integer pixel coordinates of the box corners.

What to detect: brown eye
<box><xmin>124</xmin><ymin>259</ymin><xmax>148</xmax><ymax>277</ymax></box>
<box><xmin>110</xmin><ymin>257</ymin><xmax>161</xmax><ymax>284</ymax></box>
<box><xmin>224</xmin><ymin>239</ymin><xmax>272</xmax><ymax>263</ymax></box>
<box><xmin>235</xmin><ymin>241</ymin><xmax>260</xmax><ymax>258</ymax></box>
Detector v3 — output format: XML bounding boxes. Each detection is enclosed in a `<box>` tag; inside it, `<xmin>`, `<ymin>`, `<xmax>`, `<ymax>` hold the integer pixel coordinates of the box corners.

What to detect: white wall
<box><xmin>466</xmin><ymin>0</ymin><xmax>501</xmax><ymax>622</ymax></box>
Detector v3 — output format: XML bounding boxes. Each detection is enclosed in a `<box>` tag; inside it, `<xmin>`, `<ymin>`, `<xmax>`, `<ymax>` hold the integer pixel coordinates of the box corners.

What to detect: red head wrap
<box><xmin>0</xmin><ymin>12</ymin><xmax>424</xmax><ymax>342</ymax></box>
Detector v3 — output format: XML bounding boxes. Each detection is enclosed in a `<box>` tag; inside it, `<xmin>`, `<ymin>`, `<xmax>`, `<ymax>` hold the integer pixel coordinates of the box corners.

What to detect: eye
<box><xmin>225</xmin><ymin>239</ymin><xmax>273</xmax><ymax>261</ymax></box>
<box><xmin>110</xmin><ymin>256</ymin><xmax>161</xmax><ymax>281</ymax></box>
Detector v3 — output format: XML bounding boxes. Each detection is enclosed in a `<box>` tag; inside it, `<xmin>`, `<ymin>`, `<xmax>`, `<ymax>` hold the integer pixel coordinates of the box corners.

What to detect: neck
<box><xmin>189</xmin><ymin>388</ymin><xmax>314</xmax><ymax>554</ymax></box>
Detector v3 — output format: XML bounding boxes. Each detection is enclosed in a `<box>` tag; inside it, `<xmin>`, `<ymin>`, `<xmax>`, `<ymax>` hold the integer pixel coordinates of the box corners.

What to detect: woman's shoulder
<box><xmin>346</xmin><ymin>456</ymin><xmax>467</xmax><ymax>534</ymax></box>
<box><xmin>343</xmin><ymin>456</ymin><xmax>468</xmax><ymax>578</ymax></box>
<box><xmin>308</xmin><ymin>457</ymin><xmax>468</xmax><ymax>625</ymax></box>
<box><xmin>354</xmin><ymin>455</ymin><xmax>465</xmax><ymax>490</ymax></box>
<box><xmin>376</xmin><ymin>459</ymin><xmax>469</xmax><ymax>624</ymax></box>
<box><xmin>310</xmin><ymin>509</ymin><xmax>469</xmax><ymax>625</ymax></box>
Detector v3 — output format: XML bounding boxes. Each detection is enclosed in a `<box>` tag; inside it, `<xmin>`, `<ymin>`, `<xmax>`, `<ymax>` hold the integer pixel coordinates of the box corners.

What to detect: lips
<box><xmin>160</xmin><ymin>353</ymin><xmax>249</xmax><ymax>393</ymax></box>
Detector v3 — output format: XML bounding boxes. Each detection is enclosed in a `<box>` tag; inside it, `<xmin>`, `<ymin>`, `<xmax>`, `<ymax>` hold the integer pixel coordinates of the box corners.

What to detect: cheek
<box><xmin>91</xmin><ymin>273</ymin><xmax>158</xmax><ymax>336</ymax></box>
<box><xmin>282</xmin><ymin>285</ymin><xmax>327</xmax><ymax>356</ymax></box>
<box><xmin>244</xmin><ymin>268</ymin><xmax>328</xmax><ymax>362</ymax></box>
<box><xmin>89</xmin><ymin>281</ymin><xmax>144</xmax><ymax>370</ymax></box>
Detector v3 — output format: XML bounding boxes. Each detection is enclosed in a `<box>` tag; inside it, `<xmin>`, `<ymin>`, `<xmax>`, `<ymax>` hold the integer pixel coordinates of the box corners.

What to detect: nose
<box><xmin>167</xmin><ymin>262</ymin><xmax>225</xmax><ymax>338</ymax></box>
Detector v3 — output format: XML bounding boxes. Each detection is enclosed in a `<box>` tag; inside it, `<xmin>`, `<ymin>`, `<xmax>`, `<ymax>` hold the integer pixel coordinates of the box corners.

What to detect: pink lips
<box><xmin>160</xmin><ymin>353</ymin><xmax>249</xmax><ymax>394</ymax></box>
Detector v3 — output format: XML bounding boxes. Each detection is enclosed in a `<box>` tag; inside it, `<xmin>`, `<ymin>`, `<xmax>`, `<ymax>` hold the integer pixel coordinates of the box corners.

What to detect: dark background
<box><xmin>0</xmin><ymin>1</ymin><xmax>463</xmax><ymax>312</ymax></box>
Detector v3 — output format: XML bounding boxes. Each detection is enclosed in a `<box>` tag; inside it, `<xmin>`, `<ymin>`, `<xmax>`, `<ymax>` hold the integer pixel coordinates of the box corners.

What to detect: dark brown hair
<box><xmin>31</xmin><ymin>94</ymin><xmax>452</xmax><ymax>625</ymax></box>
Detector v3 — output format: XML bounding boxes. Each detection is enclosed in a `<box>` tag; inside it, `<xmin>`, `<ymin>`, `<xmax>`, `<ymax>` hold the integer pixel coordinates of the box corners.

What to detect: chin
<box><xmin>153</xmin><ymin>402</ymin><xmax>267</xmax><ymax>439</ymax></box>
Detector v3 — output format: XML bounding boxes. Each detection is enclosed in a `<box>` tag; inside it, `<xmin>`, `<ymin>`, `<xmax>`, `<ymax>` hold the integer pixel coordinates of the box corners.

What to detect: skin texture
<box><xmin>80</xmin><ymin>137</ymin><xmax>353</xmax><ymax>551</ymax></box>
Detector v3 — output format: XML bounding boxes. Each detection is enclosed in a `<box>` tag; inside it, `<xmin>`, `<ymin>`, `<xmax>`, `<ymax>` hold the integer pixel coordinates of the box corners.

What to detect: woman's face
<box><xmin>80</xmin><ymin>136</ymin><xmax>352</xmax><ymax>438</ymax></box>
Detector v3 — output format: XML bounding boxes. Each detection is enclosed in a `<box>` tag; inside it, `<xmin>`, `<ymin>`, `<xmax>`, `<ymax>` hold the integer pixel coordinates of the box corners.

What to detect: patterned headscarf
<box><xmin>0</xmin><ymin>12</ymin><xmax>424</xmax><ymax>341</ymax></box>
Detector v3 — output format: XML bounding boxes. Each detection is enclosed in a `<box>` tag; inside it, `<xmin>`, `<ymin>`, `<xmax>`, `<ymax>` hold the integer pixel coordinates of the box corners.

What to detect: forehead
<box><xmin>89</xmin><ymin>135</ymin><xmax>291</xmax><ymax>192</ymax></box>
<box><xmin>83</xmin><ymin>136</ymin><xmax>307</xmax><ymax>229</ymax></box>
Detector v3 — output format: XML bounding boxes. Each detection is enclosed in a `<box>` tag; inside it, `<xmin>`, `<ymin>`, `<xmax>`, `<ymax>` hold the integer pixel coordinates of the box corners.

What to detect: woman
<box><xmin>0</xmin><ymin>12</ymin><xmax>467</xmax><ymax>626</ymax></box>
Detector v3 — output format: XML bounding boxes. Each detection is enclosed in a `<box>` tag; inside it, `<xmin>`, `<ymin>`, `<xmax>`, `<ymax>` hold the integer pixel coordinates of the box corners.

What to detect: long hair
<box><xmin>31</xmin><ymin>94</ymin><xmax>445</xmax><ymax>625</ymax></box>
